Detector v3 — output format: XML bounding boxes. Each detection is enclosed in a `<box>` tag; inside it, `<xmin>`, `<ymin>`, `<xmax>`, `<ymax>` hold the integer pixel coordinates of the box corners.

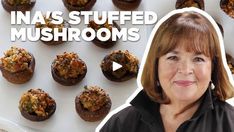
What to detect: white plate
<box><xmin>0</xmin><ymin>117</ymin><xmax>26</xmax><ymax>132</ymax></box>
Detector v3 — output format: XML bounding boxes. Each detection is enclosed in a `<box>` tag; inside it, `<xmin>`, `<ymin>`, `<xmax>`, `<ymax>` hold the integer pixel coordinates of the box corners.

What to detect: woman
<box><xmin>99</xmin><ymin>9</ymin><xmax>234</xmax><ymax>132</ymax></box>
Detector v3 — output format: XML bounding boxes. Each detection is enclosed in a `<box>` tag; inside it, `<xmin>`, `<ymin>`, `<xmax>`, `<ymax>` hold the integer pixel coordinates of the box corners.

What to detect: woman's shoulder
<box><xmin>214</xmin><ymin>99</ymin><xmax>234</xmax><ymax>113</ymax></box>
<box><xmin>184</xmin><ymin>99</ymin><xmax>234</xmax><ymax>131</ymax></box>
<box><xmin>212</xmin><ymin>99</ymin><xmax>234</xmax><ymax>123</ymax></box>
<box><xmin>99</xmin><ymin>106</ymin><xmax>142</xmax><ymax>132</ymax></box>
<box><xmin>109</xmin><ymin>105</ymin><xmax>141</xmax><ymax>123</ymax></box>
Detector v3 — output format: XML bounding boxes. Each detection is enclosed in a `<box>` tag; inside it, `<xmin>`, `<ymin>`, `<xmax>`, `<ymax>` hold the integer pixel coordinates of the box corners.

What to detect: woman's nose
<box><xmin>177</xmin><ymin>60</ymin><xmax>193</xmax><ymax>75</ymax></box>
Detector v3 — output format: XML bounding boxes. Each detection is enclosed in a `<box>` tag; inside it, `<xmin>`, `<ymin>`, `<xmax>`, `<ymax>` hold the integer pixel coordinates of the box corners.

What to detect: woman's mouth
<box><xmin>174</xmin><ymin>80</ymin><xmax>195</xmax><ymax>87</ymax></box>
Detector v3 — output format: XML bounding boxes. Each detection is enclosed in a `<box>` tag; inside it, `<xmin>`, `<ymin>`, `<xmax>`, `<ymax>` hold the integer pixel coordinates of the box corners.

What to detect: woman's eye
<box><xmin>167</xmin><ymin>56</ymin><xmax>178</xmax><ymax>60</ymax></box>
<box><xmin>194</xmin><ymin>57</ymin><xmax>205</xmax><ymax>62</ymax></box>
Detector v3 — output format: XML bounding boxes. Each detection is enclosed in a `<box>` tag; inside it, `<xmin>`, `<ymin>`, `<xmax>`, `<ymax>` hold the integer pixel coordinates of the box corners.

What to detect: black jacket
<box><xmin>100</xmin><ymin>88</ymin><xmax>234</xmax><ymax>132</ymax></box>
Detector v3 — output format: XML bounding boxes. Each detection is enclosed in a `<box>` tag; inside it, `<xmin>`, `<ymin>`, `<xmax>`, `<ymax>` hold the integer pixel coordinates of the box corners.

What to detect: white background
<box><xmin>0</xmin><ymin>0</ymin><xmax>233</xmax><ymax>132</ymax></box>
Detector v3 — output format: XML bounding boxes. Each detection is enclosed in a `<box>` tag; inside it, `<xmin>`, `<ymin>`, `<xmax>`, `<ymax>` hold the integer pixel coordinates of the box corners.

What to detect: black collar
<box><xmin>190</xmin><ymin>88</ymin><xmax>214</xmax><ymax>120</ymax></box>
<box><xmin>130</xmin><ymin>88</ymin><xmax>215</xmax><ymax>124</ymax></box>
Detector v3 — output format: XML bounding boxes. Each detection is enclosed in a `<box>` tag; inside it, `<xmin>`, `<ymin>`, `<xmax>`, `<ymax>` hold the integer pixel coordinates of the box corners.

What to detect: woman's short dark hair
<box><xmin>141</xmin><ymin>11</ymin><xmax>234</xmax><ymax>103</ymax></box>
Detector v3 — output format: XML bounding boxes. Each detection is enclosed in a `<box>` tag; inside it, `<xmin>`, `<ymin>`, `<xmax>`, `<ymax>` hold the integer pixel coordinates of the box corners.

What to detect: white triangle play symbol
<box><xmin>112</xmin><ymin>61</ymin><xmax>122</xmax><ymax>71</ymax></box>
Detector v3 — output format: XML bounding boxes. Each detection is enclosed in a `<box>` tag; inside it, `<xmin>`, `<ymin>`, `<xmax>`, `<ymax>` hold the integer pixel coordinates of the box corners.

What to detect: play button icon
<box><xmin>112</xmin><ymin>61</ymin><xmax>122</xmax><ymax>71</ymax></box>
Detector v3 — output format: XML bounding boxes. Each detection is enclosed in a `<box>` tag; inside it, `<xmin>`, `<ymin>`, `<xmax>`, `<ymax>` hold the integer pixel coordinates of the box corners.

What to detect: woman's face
<box><xmin>158</xmin><ymin>46</ymin><xmax>212</xmax><ymax>103</ymax></box>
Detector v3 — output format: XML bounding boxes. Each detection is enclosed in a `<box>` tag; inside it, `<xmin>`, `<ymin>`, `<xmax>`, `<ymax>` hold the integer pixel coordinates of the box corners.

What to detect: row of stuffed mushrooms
<box><xmin>0</xmin><ymin>47</ymin><xmax>139</xmax><ymax>85</ymax></box>
<box><xmin>2</xmin><ymin>0</ymin><xmax>234</xmax><ymax>19</ymax></box>
<box><xmin>19</xmin><ymin>86</ymin><xmax>111</xmax><ymax>122</ymax></box>
<box><xmin>1</xmin><ymin>0</ymin><xmax>142</xmax><ymax>13</ymax></box>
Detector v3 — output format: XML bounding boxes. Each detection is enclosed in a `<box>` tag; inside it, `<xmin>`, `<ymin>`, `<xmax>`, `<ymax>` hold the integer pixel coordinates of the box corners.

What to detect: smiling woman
<box><xmin>99</xmin><ymin>8</ymin><xmax>234</xmax><ymax>132</ymax></box>
<box><xmin>158</xmin><ymin>47</ymin><xmax>212</xmax><ymax>104</ymax></box>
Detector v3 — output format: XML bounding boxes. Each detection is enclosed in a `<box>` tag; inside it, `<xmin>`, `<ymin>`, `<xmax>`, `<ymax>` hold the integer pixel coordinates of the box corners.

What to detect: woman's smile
<box><xmin>174</xmin><ymin>80</ymin><xmax>195</xmax><ymax>87</ymax></box>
